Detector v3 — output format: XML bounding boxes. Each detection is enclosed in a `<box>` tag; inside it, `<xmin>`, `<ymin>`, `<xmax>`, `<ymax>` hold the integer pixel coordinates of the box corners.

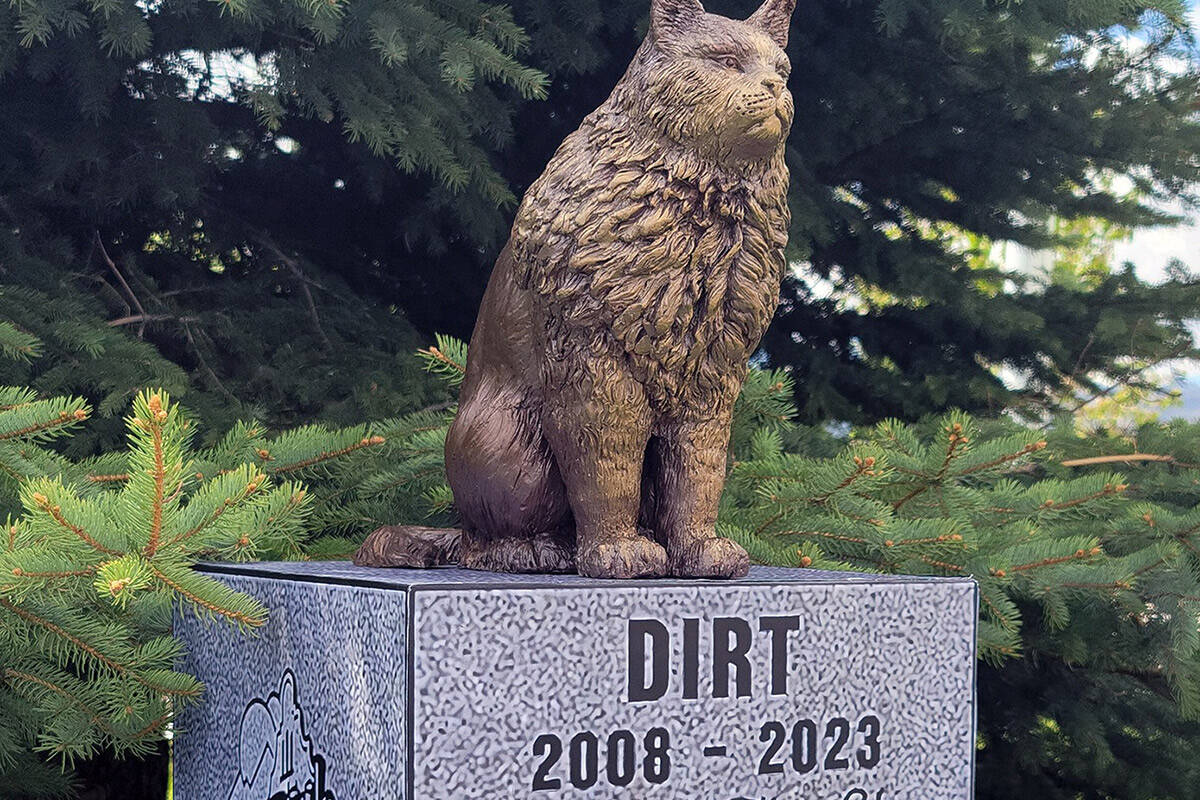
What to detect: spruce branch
<box><xmin>956</xmin><ymin>440</ymin><xmax>1047</xmax><ymax>476</ymax></box>
<box><xmin>268</xmin><ymin>435</ymin><xmax>387</xmax><ymax>475</ymax></box>
<box><xmin>0</xmin><ymin>402</ymin><xmax>89</xmax><ymax>442</ymax></box>
<box><xmin>106</xmin><ymin>313</ymin><xmax>199</xmax><ymax>328</ymax></box>
<box><xmin>889</xmin><ymin>533</ymin><xmax>965</xmax><ymax>546</ymax></box>
<box><xmin>145</xmin><ymin>564</ymin><xmax>265</xmax><ymax>628</ymax></box>
<box><xmin>24</xmin><ymin>488</ymin><xmax>122</xmax><ymax>556</ymax></box>
<box><xmin>2</xmin><ymin>668</ymin><xmax>117</xmax><ymax>739</ymax></box>
<box><xmin>893</xmin><ymin>484</ymin><xmax>929</xmax><ymax>511</ymax></box>
<box><xmin>85</xmin><ymin>473</ymin><xmax>129</xmax><ymax>484</ymax></box>
<box><xmin>1061</xmin><ymin>453</ymin><xmax>1181</xmax><ymax>467</ymax></box>
<box><xmin>919</xmin><ymin>556</ymin><xmax>966</xmax><ymax>572</ymax></box>
<box><xmin>1061</xmin><ymin>581</ymin><xmax>1133</xmax><ymax>591</ymax></box>
<box><xmin>0</xmin><ymin>412</ymin><xmax>86</xmax><ymax>441</ymax></box>
<box><xmin>251</xmin><ymin>233</ymin><xmax>333</xmax><ymax>351</ymax></box>
<box><xmin>937</xmin><ymin>422</ymin><xmax>970</xmax><ymax>478</ymax></box>
<box><xmin>417</xmin><ymin>333</ymin><xmax>468</xmax><ymax>387</ymax></box>
<box><xmin>0</xmin><ymin>321</ymin><xmax>41</xmax><ymax>362</ymax></box>
<box><xmin>1004</xmin><ymin>547</ymin><xmax>1104</xmax><ymax>575</ymax></box>
<box><xmin>92</xmin><ymin>231</ymin><xmax>147</xmax><ymax>337</ymax></box>
<box><xmin>0</xmin><ymin>598</ymin><xmax>131</xmax><ymax>679</ymax></box>
<box><xmin>141</xmin><ymin>395</ymin><xmax>167</xmax><ymax>558</ymax></box>
<box><xmin>10</xmin><ymin>567</ymin><xmax>96</xmax><ymax>580</ymax></box>
<box><xmin>810</xmin><ymin>456</ymin><xmax>878</xmax><ymax>503</ymax></box>
<box><xmin>0</xmin><ymin>376</ymin><xmax>322</xmax><ymax>769</ymax></box>
<box><xmin>1039</xmin><ymin>483</ymin><xmax>1128</xmax><ymax>511</ymax></box>
<box><xmin>161</xmin><ymin>465</ymin><xmax>265</xmax><ymax>552</ymax></box>
<box><xmin>1051</xmin><ymin>342</ymin><xmax>1194</xmax><ymax>423</ymax></box>
<box><xmin>181</xmin><ymin>320</ymin><xmax>239</xmax><ymax>404</ymax></box>
<box><xmin>778</xmin><ymin>529</ymin><xmax>872</xmax><ymax>544</ymax></box>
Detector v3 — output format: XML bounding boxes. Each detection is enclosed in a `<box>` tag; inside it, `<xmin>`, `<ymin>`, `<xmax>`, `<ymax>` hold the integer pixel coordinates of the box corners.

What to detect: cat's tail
<box><xmin>352</xmin><ymin>525</ymin><xmax>462</xmax><ymax>568</ymax></box>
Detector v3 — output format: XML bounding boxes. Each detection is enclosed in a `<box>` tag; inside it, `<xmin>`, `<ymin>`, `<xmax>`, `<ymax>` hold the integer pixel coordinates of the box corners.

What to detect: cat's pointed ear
<box><xmin>650</xmin><ymin>0</ymin><xmax>705</xmax><ymax>40</ymax></box>
<box><xmin>748</xmin><ymin>0</ymin><xmax>797</xmax><ymax>48</ymax></box>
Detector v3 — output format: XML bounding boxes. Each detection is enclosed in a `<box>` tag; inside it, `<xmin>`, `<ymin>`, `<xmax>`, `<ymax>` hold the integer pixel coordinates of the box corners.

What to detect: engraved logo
<box><xmin>227</xmin><ymin>669</ymin><xmax>334</xmax><ymax>800</ymax></box>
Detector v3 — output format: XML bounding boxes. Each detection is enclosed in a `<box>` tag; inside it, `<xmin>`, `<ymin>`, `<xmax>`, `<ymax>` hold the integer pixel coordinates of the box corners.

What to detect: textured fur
<box><xmin>355</xmin><ymin>0</ymin><xmax>796</xmax><ymax>579</ymax></box>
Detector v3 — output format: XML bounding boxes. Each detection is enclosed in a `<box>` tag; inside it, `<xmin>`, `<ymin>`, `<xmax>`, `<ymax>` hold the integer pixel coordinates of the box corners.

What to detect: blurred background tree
<box><xmin>2</xmin><ymin>0</ymin><xmax>1199</xmax><ymax>439</ymax></box>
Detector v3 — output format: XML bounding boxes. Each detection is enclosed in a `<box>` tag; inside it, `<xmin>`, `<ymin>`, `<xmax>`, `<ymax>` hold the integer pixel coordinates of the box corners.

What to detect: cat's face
<box><xmin>637</xmin><ymin>0</ymin><xmax>797</xmax><ymax>160</ymax></box>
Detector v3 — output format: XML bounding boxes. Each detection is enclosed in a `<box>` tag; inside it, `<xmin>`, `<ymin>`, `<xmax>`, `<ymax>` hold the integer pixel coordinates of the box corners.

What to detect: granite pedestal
<box><xmin>174</xmin><ymin>563</ymin><xmax>977</xmax><ymax>800</ymax></box>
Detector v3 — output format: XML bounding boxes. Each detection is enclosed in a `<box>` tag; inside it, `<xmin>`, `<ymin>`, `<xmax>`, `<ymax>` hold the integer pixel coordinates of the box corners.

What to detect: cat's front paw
<box><xmin>669</xmin><ymin>536</ymin><xmax>750</xmax><ymax>579</ymax></box>
<box><xmin>577</xmin><ymin>536</ymin><xmax>668</xmax><ymax>579</ymax></box>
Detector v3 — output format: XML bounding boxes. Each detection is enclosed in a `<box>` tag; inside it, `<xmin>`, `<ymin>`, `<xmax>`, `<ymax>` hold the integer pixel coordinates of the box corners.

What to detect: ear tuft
<box><xmin>747</xmin><ymin>0</ymin><xmax>797</xmax><ymax>48</ymax></box>
<box><xmin>650</xmin><ymin>0</ymin><xmax>705</xmax><ymax>40</ymax></box>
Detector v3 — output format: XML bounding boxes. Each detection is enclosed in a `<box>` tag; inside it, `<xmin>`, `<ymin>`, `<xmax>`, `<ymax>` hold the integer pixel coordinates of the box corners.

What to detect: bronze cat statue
<box><xmin>355</xmin><ymin>0</ymin><xmax>796</xmax><ymax>579</ymax></box>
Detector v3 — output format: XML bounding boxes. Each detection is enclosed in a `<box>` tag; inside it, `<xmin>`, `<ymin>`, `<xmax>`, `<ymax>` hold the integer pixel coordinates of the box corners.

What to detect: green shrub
<box><xmin>8</xmin><ymin>332</ymin><xmax>1200</xmax><ymax>799</ymax></box>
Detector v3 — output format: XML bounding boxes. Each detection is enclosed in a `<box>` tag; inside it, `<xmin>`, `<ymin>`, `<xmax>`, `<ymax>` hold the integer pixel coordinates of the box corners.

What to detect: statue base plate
<box><xmin>174</xmin><ymin>563</ymin><xmax>977</xmax><ymax>799</ymax></box>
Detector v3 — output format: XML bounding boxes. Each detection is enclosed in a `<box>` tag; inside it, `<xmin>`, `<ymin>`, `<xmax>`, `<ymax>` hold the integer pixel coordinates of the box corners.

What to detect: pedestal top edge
<box><xmin>195</xmin><ymin>561</ymin><xmax>977</xmax><ymax>592</ymax></box>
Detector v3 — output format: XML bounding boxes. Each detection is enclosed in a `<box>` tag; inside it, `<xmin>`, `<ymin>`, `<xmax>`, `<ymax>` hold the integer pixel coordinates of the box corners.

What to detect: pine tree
<box><xmin>969</xmin><ymin>419</ymin><xmax>1200</xmax><ymax>799</ymax></box>
<box><xmin>361</xmin><ymin>0</ymin><xmax>1200</xmax><ymax>422</ymax></box>
<box><xmin>185</xmin><ymin>336</ymin><xmax>463</xmax><ymax>556</ymax></box>
<box><xmin>0</xmin><ymin>0</ymin><xmax>546</xmax><ymax>233</ymax></box>
<box><xmin>9</xmin><ymin>327</ymin><xmax>1200</xmax><ymax>797</ymax></box>
<box><xmin>4</xmin><ymin>0</ymin><xmax>1198</xmax><ymax>433</ymax></box>
<box><xmin>0</xmin><ymin>226</ymin><xmax>451</xmax><ymax>460</ymax></box>
<box><xmin>0</xmin><ymin>233</ymin><xmax>192</xmax><ymax>460</ymax></box>
<box><xmin>0</xmin><ymin>325</ymin><xmax>399</xmax><ymax>795</ymax></box>
<box><xmin>285</xmin><ymin>336</ymin><xmax>1200</xmax><ymax>695</ymax></box>
<box><xmin>749</xmin><ymin>0</ymin><xmax>1200</xmax><ymax>421</ymax></box>
<box><xmin>0</xmin><ymin>386</ymin><xmax>320</xmax><ymax>795</ymax></box>
<box><xmin>0</xmin><ymin>0</ymin><xmax>528</xmax><ymax>449</ymax></box>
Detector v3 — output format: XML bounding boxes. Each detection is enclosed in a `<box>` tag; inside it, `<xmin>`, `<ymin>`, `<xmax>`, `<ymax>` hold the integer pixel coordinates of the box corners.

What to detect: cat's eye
<box><xmin>717</xmin><ymin>55</ymin><xmax>741</xmax><ymax>70</ymax></box>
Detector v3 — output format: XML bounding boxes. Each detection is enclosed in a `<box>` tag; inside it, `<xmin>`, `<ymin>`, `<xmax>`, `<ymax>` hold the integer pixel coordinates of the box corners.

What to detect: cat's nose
<box><xmin>761</xmin><ymin>75</ymin><xmax>785</xmax><ymax>97</ymax></box>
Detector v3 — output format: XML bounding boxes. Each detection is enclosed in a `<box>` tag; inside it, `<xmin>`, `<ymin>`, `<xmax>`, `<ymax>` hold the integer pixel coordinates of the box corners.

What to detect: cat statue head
<box><xmin>616</xmin><ymin>0</ymin><xmax>798</xmax><ymax>162</ymax></box>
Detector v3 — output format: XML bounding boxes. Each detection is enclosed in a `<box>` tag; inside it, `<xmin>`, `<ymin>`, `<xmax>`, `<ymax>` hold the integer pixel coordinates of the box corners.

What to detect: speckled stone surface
<box><xmin>174</xmin><ymin>563</ymin><xmax>977</xmax><ymax>800</ymax></box>
<box><xmin>174</xmin><ymin>574</ymin><xmax>408</xmax><ymax>800</ymax></box>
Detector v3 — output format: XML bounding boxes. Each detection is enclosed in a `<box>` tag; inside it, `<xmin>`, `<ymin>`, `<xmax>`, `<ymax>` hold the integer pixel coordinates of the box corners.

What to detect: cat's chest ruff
<box><xmin>559</xmin><ymin>165</ymin><xmax>775</xmax><ymax>315</ymax></box>
<box><xmin>530</xmin><ymin>164</ymin><xmax>768</xmax><ymax>295</ymax></box>
<box><xmin>571</xmin><ymin>165</ymin><xmax>751</xmax><ymax>245</ymax></box>
<box><xmin>512</xmin><ymin>143</ymin><xmax>786</xmax><ymax>404</ymax></box>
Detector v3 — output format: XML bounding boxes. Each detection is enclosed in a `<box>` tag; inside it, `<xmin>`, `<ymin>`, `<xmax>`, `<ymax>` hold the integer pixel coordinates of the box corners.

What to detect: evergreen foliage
<box><xmin>969</xmin><ymin>420</ymin><xmax>1200</xmax><ymax>800</ymax></box>
<box><xmin>2</xmin><ymin>0</ymin><xmax>1199</xmax><ymax>791</ymax></box>
<box><xmin>196</xmin><ymin>337</ymin><xmax>463</xmax><ymax>553</ymax></box>
<box><xmin>273</xmin><ymin>336</ymin><xmax>1200</xmax><ymax>718</ymax></box>
<box><xmin>755</xmin><ymin>0</ymin><xmax>1200</xmax><ymax>421</ymax></box>
<box><xmin>71</xmin><ymin>395</ymin><xmax>448</xmax><ymax>559</ymax></box>
<box><xmin>725</xmin><ymin>401</ymin><xmax>1200</xmax><ymax>798</ymax></box>
<box><xmin>726</xmin><ymin>415</ymin><xmax>1134</xmax><ymax>666</ymax></box>
<box><xmin>0</xmin><ymin>340</ymin><xmax>371</xmax><ymax>795</ymax></box>
<box><xmin>0</xmin><ymin>226</ymin><xmax>451</xmax><ymax>460</ymax></box>
<box><xmin>8</xmin><ymin>328</ymin><xmax>1200</xmax><ymax>797</ymax></box>
<box><xmin>2</xmin><ymin>0</ymin><xmax>1198</xmax><ymax>430</ymax></box>
<box><xmin>1</xmin><ymin>0</ymin><xmax>547</xmax><ymax>221</ymax></box>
